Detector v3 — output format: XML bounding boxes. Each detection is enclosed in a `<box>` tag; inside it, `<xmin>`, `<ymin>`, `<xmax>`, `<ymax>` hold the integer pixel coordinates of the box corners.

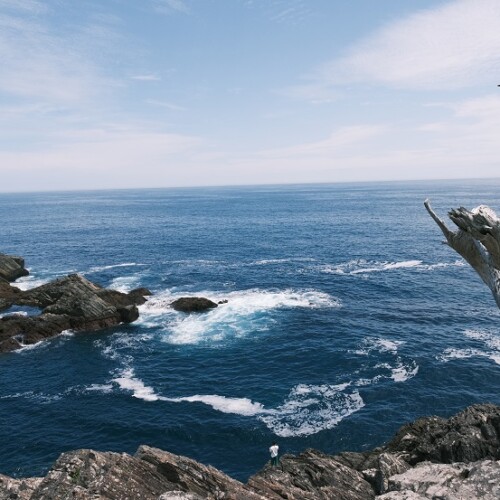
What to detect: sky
<box><xmin>1</xmin><ymin>0</ymin><xmax>500</xmax><ymax>192</ymax></box>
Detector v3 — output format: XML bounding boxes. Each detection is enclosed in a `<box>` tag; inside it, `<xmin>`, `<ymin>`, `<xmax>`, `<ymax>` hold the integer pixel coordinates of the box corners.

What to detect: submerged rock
<box><xmin>170</xmin><ymin>297</ymin><xmax>218</xmax><ymax>313</ymax></box>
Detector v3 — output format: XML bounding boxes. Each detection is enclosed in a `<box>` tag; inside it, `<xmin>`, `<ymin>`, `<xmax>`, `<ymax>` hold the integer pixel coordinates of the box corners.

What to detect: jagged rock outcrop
<box><xmin>171</xmin><ymin>297</ymin><xmax>218</xmax><ymax>313</ymax></box>
<box><xmin>384</xmin><ymin>403</ymin><xmax>500</xmax><ymax>465</ymax></box>
<box><xmin>0</xmin><ymin>274</ymin><xmax>150</xmax><ymax>353</ymax></box>
<box><xmin>248</xmin><ymin>449</ymin><xmax>375</xmax><ymax>499</ymax></box>
<box><xmin>0</xmin><ymin>253</ymin><xmax>29</xmax><ymax>283</ymax></box>
<box><xmin>0</xmin><ymin>404</ymin><xmax>499</xmax><ymax>499</ymax></box>
<box><xmin>136</xmin><ymin>446</ymin><xmax>263</xmax><ymax>499</ymax></box>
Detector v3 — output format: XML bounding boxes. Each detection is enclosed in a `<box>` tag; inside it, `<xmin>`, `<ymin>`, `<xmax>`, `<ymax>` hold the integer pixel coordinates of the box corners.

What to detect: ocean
<box><xmin>1</xmin><ymin>179</ymin><xmax>499</xmax><ymax>481</ymax></box>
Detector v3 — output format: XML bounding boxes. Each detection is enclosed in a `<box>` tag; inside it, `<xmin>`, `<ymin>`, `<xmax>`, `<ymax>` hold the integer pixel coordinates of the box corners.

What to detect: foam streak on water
<box><xmin>438</xmin><ymin>328</ymin><xmax>500</xmax><ymax>365</ymax></box>
<box><xmin>320</xmin><ymin>259</ymin><xmax>465</xmax><ymax>275</ymax></box>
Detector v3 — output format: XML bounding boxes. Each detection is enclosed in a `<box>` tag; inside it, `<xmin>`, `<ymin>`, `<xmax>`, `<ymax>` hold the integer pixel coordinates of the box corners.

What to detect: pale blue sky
<box><xmin>1</xmin><ymin>0</ymin><xmax>500</xmax><ymax>192</ymax></box>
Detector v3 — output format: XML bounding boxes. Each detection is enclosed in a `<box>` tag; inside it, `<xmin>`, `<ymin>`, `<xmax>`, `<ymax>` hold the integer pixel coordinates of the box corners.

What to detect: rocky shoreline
<box><xmin>0</xmin><ymin>253</ymin><xmax>151</xmax><ymax>353</ymax></box>
<box><xmin>0</xmin><ymin>404</ymin><xmax>499</xmax><ymax>499</ymax></box>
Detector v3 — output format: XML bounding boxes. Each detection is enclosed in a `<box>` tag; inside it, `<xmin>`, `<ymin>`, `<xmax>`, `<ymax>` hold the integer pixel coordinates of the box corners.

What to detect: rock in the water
<box><xmin>0</xmin><ymin>253</ymin><xmax>29</xmax><ymax>283</ymax></box>
<box><xmin>0</xmin><ymin>273</ymin><xmax>150</xmax><ymax>353</ymax></box>
<box><xmin>170</xmin><ymin>297</ymin><xmax>218</xmax><ymax>313</ymax></box>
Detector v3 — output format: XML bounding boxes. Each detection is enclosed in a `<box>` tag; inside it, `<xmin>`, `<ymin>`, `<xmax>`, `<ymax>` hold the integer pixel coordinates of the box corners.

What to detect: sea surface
<box><xmin>1</xmin><ymin>180</ymin><xmax>500</xmax><ymax>481</ymax></box>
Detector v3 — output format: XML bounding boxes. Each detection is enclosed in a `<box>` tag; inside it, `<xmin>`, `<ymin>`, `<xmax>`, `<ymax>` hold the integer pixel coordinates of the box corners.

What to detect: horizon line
<box><xmin>1</xmin><ymin>175</ymin><xmax>499</xmax><ymax>196</ymax></box>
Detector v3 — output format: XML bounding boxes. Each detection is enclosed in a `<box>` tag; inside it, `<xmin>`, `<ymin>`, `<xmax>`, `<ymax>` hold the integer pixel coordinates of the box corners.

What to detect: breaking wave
<box><xmin>139</xmin><ymin>288</ymin><xmax>341</xmax><ymax>345</ymax></box>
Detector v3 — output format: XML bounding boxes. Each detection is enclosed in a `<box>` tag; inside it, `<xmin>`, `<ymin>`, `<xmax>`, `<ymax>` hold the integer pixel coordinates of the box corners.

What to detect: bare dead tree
<box><xmin>424</xmin><ymin>199</ymin><xmax>500</xmax><ymax>308</ymax></box>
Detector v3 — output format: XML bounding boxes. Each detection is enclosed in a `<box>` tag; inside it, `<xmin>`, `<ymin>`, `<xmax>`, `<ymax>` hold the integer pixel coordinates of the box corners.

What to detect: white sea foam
<box><xmin>464</xmin><ymin>329</ymin><xmax>500</xmax><ymax>351</ymax></box>
<box><xmin>85</xmin><ymin>384</ymin><xmax>114</xmax><ymax>394</ymax></box>
<box><xmin>259</xmin><ymin>383</ymin><xmax>364</xmax><ymax>437</ymax></box>
<box><xmin>13</xmin><ymin>275</ymin><xmax>50</xmax><ymax>290</ymax></box>
<box><xmin>110</xmin><ymin>363</ymin><xmax>420</xmax><ymax>436</ymax></box>
<box><xmin>390</xmin><ymin>361</ymin><xmax>419</xmax><ymax>382</ymax></box>
<box><xmin>167</xmin><ymin>395</ymin><xmax>268</xmax><ymax>416</ymax></box>
<box><xmin>112</xmin><ymin>368</ymin><xmax>159</xmax><ymax>401</ymax></box>
<box><xmin>0</xmin><ymin>390</ymin><xmax>62</xmax><ymax>403</ymax></box>
<box><xmin>0</xmin><ymin>311</ymin><xmax>28</xmax><ymax>319</ymax></box>
<box><xmin>321</xmin><ymin>259</ymin><xmax>465</xmax><ymax>276</ymax></box>
<box><xmin>139</xmin><ymin>288</ymin><xmax>340</xmax><ymax>344</ymax></box>
<box><xmin>15</xmin><ymin>339</ymin><xmax>47</xmax><ymax>352</ymax></box>
<box><xmin>109</xmin><ymin>275</ymin><xmax>141</xmax><ymax>293</ymax></box>
<box><xmin>251</xmin><ymin>258</ymin><xmax>316</xmax><ymax>266</ymax></box>
<box><xmin>438</xmin><ymin>328</ymin><xmax>500</xmax><ymax>365</ymax></box>
<box><xmin>353</xmin><ymin>337</ymin><xmax>404</xmax><ymax>356</ymax></box>
<box><xmin>86</xmin><ymin>262</ymin><xmax>145</xmax><ymax>273</ymax></box>
<box><xmin>96</xmin><ymin>333</ymin><xmax>153</xmax><ymax>364</ymax></box>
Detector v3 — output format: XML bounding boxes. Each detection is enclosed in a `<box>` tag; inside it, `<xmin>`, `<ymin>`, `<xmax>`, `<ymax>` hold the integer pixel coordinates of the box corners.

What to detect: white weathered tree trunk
<box><xmin>424</xmin><ymin>199</ymin><xmax>500</xmax><ymax>308</ymax></box>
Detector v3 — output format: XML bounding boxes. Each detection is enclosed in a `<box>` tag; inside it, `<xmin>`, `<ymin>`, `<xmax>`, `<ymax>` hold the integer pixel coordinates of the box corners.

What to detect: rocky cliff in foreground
<box><xmin>0</xmin><ymin>252</ymin><xmax>150</xmax><ymax>353</ymax></box>
<box><xmin>1</xmin><ymin>404</ymin><xmax>499</xmax><ymax>499</ymax></box>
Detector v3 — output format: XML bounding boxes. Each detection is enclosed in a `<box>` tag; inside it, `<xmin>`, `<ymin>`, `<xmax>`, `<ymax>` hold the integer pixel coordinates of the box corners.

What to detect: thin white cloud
<box><xmin>152</xmin><ymin>0</ymin><xmax>190</xmax><ymax>15</ymax></box>
<box><xmin>145</xmin><ymin>99</ymin><xmax>185</xmax><ymax>111</ymax></box>
<box><xmin>0</xmin><ymin>125</ymin><xmax>204</xmax><ymax>190</ymax></box>
<box><xmin>0</xmin><ymin>7</ymin><xmax>117</xmax><ymax>105</ymax></box>
<box><xmin>0</xmin><ymin>0</ymin><xmax>47</xmax><ymax>14</ymax></box>
<box><xmin>130</xmin><ymin>74</ymin><xmax>161</xmax><ymax>81</ymax></box>
<box><xmin>289</xmin><ymin>0</ymin><xmax>500</xmax><ymax>95</ymax></box>
<box><xmin>261</xmin><ymin>125</ymin><xmax>387</xmax><ymax>159</ymax></box>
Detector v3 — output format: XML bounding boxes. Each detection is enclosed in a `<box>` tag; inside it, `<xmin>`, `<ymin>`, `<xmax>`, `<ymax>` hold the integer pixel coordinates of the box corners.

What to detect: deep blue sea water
<box><xmin>1</xmin><ymin>180</ymin><xmax>500</xmax><ymax>481</ymax></box>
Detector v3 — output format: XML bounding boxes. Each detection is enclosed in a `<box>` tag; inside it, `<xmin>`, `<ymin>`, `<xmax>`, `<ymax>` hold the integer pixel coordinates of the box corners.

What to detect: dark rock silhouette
<box><xmin>1</xmin><ymin>404</ymin><xmax>499</xmax><ymax>499</ymax></box>
<box><xmin>171</xmin><ymin>297</ymin><xmax>218</xmax><ymax>312</ymax></box>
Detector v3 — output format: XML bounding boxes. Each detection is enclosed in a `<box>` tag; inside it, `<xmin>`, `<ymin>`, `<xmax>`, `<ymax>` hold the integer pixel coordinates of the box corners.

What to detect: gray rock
<box><xmin>30</xmin><ymin>449</ymin><xmax>174</xmax><ymax>500</ymax></box>
<box><xmin>248</xmin><ymin>449</ymin><xmax>375</xmax><ymax>499</ymax></box>
<box><xmin>0</xmin><ymin>473</ymin><xmax>42</xmax><ymax>500</ymax></box>
<box><xmin>380</xmin><ymin>459</ymin><xmax>500</xmax><ymax>499</ymax></box>
<box><xmin>0</xmin><ymin>253</ymin><xmax>29</xmax><ymax>282</ymax></box>
<box><xmin>370</xmin><ymin>453</ymin><xmax>410</xmax><ymax>495</ymax></box>
<box><xmin>385</xmin><ymin>404</ymin><xmax>500</xmax><ymax>464</ymax></box>
<box><xmin>0</xmin><ymin>274</ymin><xmax>150</xmax><ymax>353</ymax></box>
<box><xmin>171</xmin><ymin>297</ymin><xmax>218</xmax><ymax>313</ymax></box>
<box><xmin>136</xmin><ymin>445</ymin><xmax>263</xmax><ymax>499</ymax></box>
